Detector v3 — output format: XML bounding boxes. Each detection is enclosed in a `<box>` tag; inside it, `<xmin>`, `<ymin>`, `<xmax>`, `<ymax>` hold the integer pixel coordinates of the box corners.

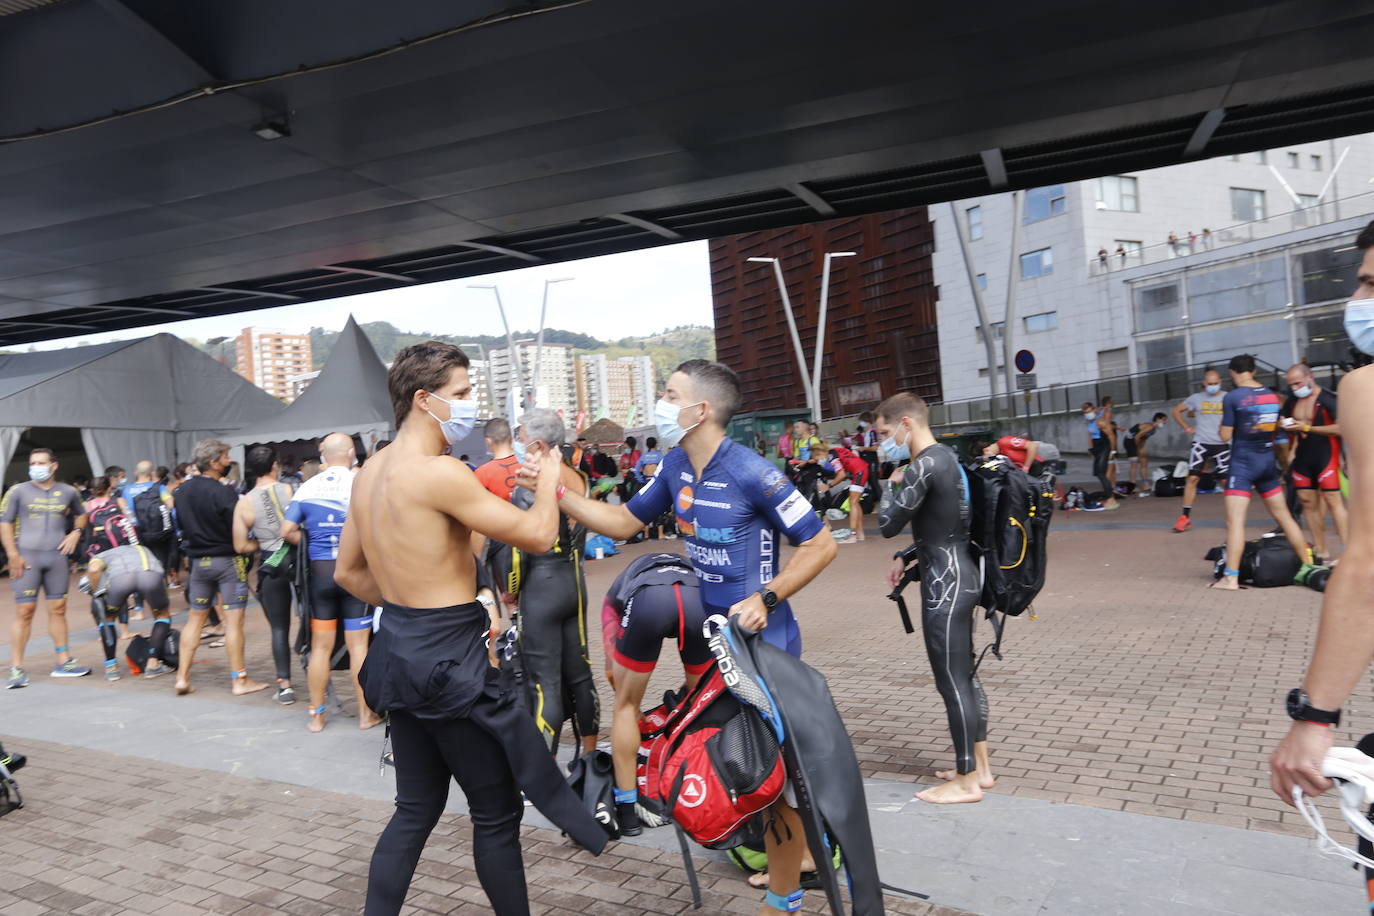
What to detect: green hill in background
<box><xmin>188</xmin><ymin>322</ymin><xmax>714</xmax><ymax>387</ymax></box>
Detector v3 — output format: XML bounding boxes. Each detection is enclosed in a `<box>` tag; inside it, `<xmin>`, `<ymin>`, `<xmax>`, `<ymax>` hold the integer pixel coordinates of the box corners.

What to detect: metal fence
<box><xmin>924</xmin><ymin>357</ymin><xmax>1341</xmax><ymax>427</ymax></box>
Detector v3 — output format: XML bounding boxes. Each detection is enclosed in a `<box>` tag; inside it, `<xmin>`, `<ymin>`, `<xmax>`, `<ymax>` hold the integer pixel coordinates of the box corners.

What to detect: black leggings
<box><xmin>920</xmin><ymin>556</ymin><xmax>988</xmax><ymax>774</ymax></box>
<box><xmin>366</xmin><ymin>710</ymin><xmax>526</xmax><ymax>915</ymax></box>
<box><xmin>1090</xmin><ymin>438</ymin><xmax>1113</xmax><ymax>494</ymax></box>
<box><xmin>257</xmin><ymin>566</ymin><xmax>293</xmax><ymax>682</ymax></box>
<box><xmin>518</xmin><ymin>558</ymin><xmax>599</xmax><ymax>751</ymax></box>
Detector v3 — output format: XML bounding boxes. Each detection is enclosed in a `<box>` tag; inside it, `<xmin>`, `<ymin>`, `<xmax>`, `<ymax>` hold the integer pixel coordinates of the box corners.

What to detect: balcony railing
<box><xmin>1086</xmin><ymin>188</ymin><xmax>1374</xmax><ymax>276</ymax></box>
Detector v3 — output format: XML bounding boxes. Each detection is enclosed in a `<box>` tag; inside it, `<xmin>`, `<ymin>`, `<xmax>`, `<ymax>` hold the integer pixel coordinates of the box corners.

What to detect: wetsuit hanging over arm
<box><xmin>878</xmin><ymin>445</ymin><xmax>987</xmax><ymax>775</ymax></box>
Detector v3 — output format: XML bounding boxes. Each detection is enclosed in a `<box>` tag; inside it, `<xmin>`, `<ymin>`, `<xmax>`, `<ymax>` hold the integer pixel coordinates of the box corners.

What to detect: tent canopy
<box><xmin>221</xmin><ymin>315</ymin><xmax>393</xmax><ymax>449</ymax></box>
<box><xmin>0</xmin><ymin>333</ymin><xmax>282</xmax><ymax>480</ymax></box>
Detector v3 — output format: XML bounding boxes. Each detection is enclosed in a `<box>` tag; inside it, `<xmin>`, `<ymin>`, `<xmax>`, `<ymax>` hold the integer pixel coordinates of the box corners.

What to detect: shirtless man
<box><xmin>877</xmin><ymin>392</ymin><xmax>990</xmax><ymax>804</ymax></box>
<box><xmin>335</xmin><ymin>341</ymin><xmax>581</xmax><ymax>916</ymax></box>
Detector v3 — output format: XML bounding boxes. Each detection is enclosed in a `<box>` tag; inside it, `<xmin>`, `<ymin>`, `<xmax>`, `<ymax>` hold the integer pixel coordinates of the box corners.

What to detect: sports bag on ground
<box><xmin>1206</xmin><ymin>534</ymin><xmax>1305</xmax><ymax>587</ymax></box>
<box><xmin>638</xmin><ymin>663</ymin><xmax>785</xmax><ymax>847</ymax></box>
<box><xmin>964</xmin><ymin>455</ymin><xmax>1055</xmax><ymax>617</ymax></box>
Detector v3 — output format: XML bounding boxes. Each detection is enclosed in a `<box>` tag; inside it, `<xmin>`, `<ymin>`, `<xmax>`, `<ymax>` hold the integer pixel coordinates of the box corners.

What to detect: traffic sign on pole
<box><xmin>1014</xmin><ymin>349</ymin><xmax>1036</xmax><ymax>374</ymax></box>
<box><xmin>1015</xmin><ymin>372</ymin><xmax>1037</xmax><ymax>390</ymax></box>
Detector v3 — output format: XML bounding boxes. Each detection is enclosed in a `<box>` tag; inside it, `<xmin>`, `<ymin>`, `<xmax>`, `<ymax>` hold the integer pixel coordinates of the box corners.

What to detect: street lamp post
<box><xmin>747</xmin><ymin>257</ymin><xmax>815</xmax><ymax>419</ymax></box>
<box><xmin>533</xmin><ymin>276</ymin><xmax>574</xmax><ymax>395</ymax></box>
<box><xmin>810</xmin><ymin>251</ymin><xmax>857</xmax><ymax>422</ymax></box>
<box><xmin>468</xmin><ymin>284</ymin><xmax>523</xmax><ymax>423</ymax></box>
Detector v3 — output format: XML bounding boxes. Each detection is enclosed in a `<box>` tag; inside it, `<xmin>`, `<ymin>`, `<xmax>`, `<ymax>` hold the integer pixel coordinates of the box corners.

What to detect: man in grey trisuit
<box><xmin>1169</xmin><ymin>367</ymin><xmax>1231</xmax><ymax>532</ymax></box>
<box><xmin>1</xmin><ymin>447</ymin><xmax>91</xmax><ymax>688</ymax></box>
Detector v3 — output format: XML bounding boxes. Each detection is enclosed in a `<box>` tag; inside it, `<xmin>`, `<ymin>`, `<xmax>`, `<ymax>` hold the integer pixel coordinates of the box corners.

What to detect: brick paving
<box><xmin>0</xmin><ymin>487</ymin><xmax>1358</xmax><ymax>916</ymax></box>
<box><xmin>0</xmin><ymin>739</ymin><xmax>961</xmax><ymax>916</ymax></box>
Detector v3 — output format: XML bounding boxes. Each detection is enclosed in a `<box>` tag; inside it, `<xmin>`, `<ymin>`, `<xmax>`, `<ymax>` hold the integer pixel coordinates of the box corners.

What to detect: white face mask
<box><xmin>654</xmin><ymin>399</ymin><xmax>703</xmax><ymax>449</ymax></box>
<box><xmin>1205</xmin><ymin>384</ymin><xmax>1222</xmax><ymax>395</ymax></box>
<box><xmin>1292</xmin><ymin>385</ymin><xmax>1313</xmax><ymax>400</ymax></box>
<box><xmin>1345</xmin><ymin>298</ymin><xmax>1374</xmax><ymax>355</ymax></box>
<box><xmin>28</xmin><ymin>464</ymin><xmax>53</xmax><ymax>482</ymax></box>
<box><xmin>425</xmin><ymin>392</ymin><xmax>479</xmax><ymax>447</ymax></box>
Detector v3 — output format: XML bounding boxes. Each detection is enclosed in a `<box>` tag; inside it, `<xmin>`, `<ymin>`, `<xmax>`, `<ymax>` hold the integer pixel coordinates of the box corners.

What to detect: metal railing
<box><xmin>924</xmin><ymin>357</ymin><xmax>1347</xmax><ymax>427</ymax></box>
<box><xmin>1085</xmin><ymin>188</ymin><xmax>1374</xmax><ymax>276</ymax></box>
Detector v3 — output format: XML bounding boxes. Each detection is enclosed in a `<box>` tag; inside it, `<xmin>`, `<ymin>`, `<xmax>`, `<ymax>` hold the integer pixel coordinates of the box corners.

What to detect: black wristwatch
<box><xmin>757</xmin><ymin>588</ymin><xmax>779</xmax><ymax>613</ymax></box>
<box><xmin>1287</xmin><ymin>688</ymin><xmax>1340</xmax><ymax>726</ymax></box>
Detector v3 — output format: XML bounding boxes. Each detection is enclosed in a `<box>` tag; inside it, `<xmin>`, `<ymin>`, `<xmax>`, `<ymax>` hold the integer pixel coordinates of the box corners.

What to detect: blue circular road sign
<box><xmin>1014</xmin><ymin>349</ymin><xmax>1035</xmax><ymax>373</ymax></box>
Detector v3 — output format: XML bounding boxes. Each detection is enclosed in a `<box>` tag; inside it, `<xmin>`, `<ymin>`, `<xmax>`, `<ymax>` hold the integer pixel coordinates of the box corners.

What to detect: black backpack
<box><xmin>85</xmin><ymin>502</ymin><xmax>139</xmax><ymax>560</ymax></box>
<box><xmin>1206</xmin><ymin>534</ymin><xmax>1304</xmax><ymax>587</ymax></box>
<box><xmin>965</xmin><ymin>455</ymin><xmax>1056</xmax><ymax>617</ymax></box>
<box><xmin>133</xmin><ymin>487</ymin><xmax>172</xmax><ymax>543</ymax></box>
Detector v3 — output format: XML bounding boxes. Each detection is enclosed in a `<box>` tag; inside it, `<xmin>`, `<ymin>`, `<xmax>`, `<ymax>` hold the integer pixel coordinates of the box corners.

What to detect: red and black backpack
<box><xmin>637</xmin><ymin>663</ymin><xmax>786</xmax><ymax>847</ymax></box>
<box><xmin>85</xmin><ymin>502</ymin><xmax>139</xmax><ymax>560</ymax></box>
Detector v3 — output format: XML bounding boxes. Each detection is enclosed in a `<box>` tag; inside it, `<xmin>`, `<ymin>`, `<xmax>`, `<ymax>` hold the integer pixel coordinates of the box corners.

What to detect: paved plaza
<box><xmin>0</xmin><ymin>492</ymin><xmax>1368</xmax><ymax>914</ymax></box>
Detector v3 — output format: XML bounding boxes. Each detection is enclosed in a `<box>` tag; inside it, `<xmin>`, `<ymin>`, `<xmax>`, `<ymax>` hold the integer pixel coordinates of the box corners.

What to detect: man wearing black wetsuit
<box><xmin>509</xmin><ymin>408</ymin><xmax>599</xmax><ymax>755</ymax></box>
<box><xmin>1280</xmin><ymin>363</ymin><xmax>1347</xmax><ymax>564</ymax></box>
<box><xmin>876</xmin><ymin>392</ymin><xmax>990</xmax><ymax>805</ymax></box>
<box><xmin>338</xmin><ymin>341</ymin><xmax>602</xmax><ymax>915</ymax></box>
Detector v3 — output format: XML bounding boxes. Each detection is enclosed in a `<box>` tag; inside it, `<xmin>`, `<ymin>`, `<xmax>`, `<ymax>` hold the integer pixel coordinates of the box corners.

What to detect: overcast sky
<box><xmin>23</xmin><ymin>240</ymin><xmax>714</xmax><ymax>351</ymax></box>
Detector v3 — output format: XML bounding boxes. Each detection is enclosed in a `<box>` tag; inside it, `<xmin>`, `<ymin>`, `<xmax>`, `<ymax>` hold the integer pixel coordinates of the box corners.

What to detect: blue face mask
<box><xmin>1205</xmin><ymin>384</ymin><xmax>1221</xmax><ymax>395</ymax></box>
<box><xmin>28</xmin><ymin>464</ymin><xmax>52</xmax><ymax>482</ymax></box>
<box><xmin>1292</xmin><ymin>385</ymin><xmax>1313</xmax><ymax>400</ymax></box>
<box><xmin>425</xmin><ymin>392</ymin><xmax>478</xmax><ymax>447</ymax></box>
<box><xmin>879</xmin><ymin>427</ymin><xmax>910</xmax><ymax>462</ymax></box>
<box><xmin>1346</xmin><ymin>299</ymin><xmax>1374</xmax><ymax>356</ymax></box>
<box><xmin>512</xmin><ymin>438</ymin><xmax>527</xmax><ymax>463</ymax></box>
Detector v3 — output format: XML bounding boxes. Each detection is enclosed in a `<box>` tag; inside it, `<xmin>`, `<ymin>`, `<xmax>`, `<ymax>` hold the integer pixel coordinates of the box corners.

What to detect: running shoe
<box><xmin>51</xmin><ymin>659</ymin><xmax>91</xmax><ymax>678</ymax></box>
<box><xmin>142</xmin><ymin>661</ymin><xmax>169</xmax><ymax>679</ymax></box>
<box><xmin>1172</xmin><ymin>515</ymin><xmax>1192</xmax><ymax>532</ymax></box>
<box><xmin>104</xmin><ymin>663</ymin><xmax>120</xmax><ymax>682</ymax></box>
<box><xmin>6</xmin><ymin>667</ymin><xmax>28</xmax><ymax>689</ymax></box>
<box><xmin>275</xmin><ymin>686</ymin><xmax>297</xmax><ymax>705</ymax></box>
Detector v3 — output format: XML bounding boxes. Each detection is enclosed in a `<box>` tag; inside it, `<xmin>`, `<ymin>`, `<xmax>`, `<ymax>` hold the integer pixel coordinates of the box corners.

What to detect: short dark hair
<box><xmin>1228</xmin><ymin>353</ymin><xmax>1256</xmax><ymax>374</ymax></box>
<box><xmin>875</xmin><ymin>391</ymin><xmax>929</xmax><ymax>426</ymax></box>
<box><xmin>1153</xmin><ymin>412</ymin><xmax>1167</xmax><ymax>421</ymax></box>
<box><xmin>388</xmin><ymin>341</ymin><xmax>470</xmax><ymax>429</ymax></box>
<box><xmin>625</xmin><ymin>436</ymin><xmax>636</xmax><ymax>448</ymax></box>
<box><xmin>483</xmin><ymin>418</ymin><xmax>512</xmax><ymax>444</ymax></box>
<box><xmin>646</xmin><ymin>436</ymin><xmax>657</xmax><ymax>449</ymax></box>
<box><xmin>104</xmin><ymin>464</ymin><xmax>124</xmax><ymax>477</ymax></box>
<box><xmin>675</xmin><ymin>359</ymin><xmax>742</xmax><ymax>425</ymax></box>
<box><xmin>245</xmin><ymin>445</ymin><xmax>278</xmax><ymax>480</ymax></box>
<box><xmin>1357</xmin><ymin>219</ymin><xmax>1374</xmax><ymax>252</ymax></box>
<box><xmin>30</xmin><ymin>447</ymin><xmax>54</xmax><ymax>462</ymax></box>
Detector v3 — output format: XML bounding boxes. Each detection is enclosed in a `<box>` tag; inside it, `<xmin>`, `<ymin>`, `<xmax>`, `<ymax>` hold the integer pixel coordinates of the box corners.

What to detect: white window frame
<box><xmin>1095</xmin><ymin>176</ymin><xmax>1139</xmax><ymax>212</ymax></box>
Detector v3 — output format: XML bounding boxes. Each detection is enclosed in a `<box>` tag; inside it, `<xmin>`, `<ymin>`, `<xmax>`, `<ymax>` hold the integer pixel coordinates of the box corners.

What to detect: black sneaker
<box><xmin>616</xmin><ymin>801</ymin><xmax>642</xmax><ymax>837</ymax></box>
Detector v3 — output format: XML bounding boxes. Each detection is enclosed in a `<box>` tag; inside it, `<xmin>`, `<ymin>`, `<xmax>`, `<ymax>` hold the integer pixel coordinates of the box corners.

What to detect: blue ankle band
<box><xmin>53</xmin><ymin>645</ymin><xmax>68</xmax><ymax>653</ymax></box>
<box><xmin>613</xmin><ymin>788</ymin><xmax>637</xmax><ymax>805</ymax></box>
<box><xmin>764</xmin><ymin>889</ymin><xmax>803</xmax><ymax>912</ymax></box>
<box><xmin>1224</xmin><ymin>568</ymin><xmax>1240</xmax><ymax>578</ymax></box>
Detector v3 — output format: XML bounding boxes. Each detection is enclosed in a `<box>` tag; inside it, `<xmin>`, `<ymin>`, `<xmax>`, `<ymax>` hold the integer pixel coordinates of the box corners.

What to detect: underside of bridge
<box><xmin>2</xmin><ymin>0</ymin><xmax>1373</xmax><ymax>345</ymax></box>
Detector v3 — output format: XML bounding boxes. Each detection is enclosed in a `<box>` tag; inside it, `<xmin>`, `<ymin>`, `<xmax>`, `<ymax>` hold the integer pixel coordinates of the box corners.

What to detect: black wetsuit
<box><xmin>879</xmin><ymin>443</ymin><xmax>987</xmax><ymax>775</ymax></box>
<box><xmin>511</xmin><ymin>482</ymin><xmax>599</xmax><ymax>751</ymax></box>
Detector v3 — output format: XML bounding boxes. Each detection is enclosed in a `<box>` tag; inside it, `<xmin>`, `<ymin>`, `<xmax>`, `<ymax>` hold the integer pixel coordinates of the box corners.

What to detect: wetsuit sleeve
<box><xmin>878</xmin><ymin>456</ymin><xmax>935</xmax><ymax>538</ymax></box>
<box><xmin>1323</xmin><ymin>388</ymin><xmax>1338</xmax><ymax>421</ymax></box>
<box><xmin>625</xmin><ymin>470</ymin><xmax>671</xmax><ymax>524</ymax></box>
